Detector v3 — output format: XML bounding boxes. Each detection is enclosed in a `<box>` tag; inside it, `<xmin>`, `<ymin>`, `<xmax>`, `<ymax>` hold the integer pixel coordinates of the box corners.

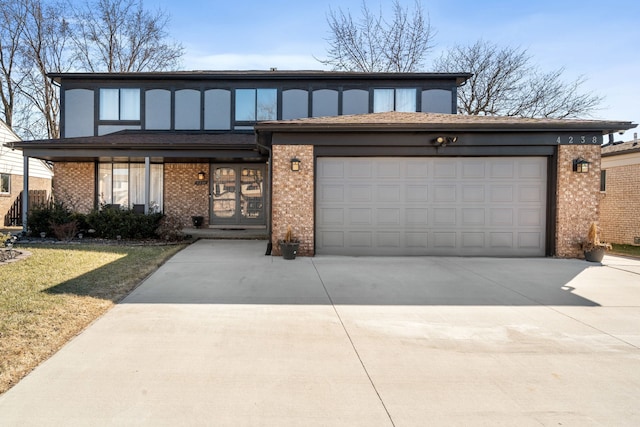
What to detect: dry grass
<box><xmin>610</xmin><ymin>244</ymin><xmax>640</xmax><ymax>259</ymax></box>
<box><xmin>0</xmin><ymin>243</ymin><xmax>186</xmax><ymax>394</ymax></box>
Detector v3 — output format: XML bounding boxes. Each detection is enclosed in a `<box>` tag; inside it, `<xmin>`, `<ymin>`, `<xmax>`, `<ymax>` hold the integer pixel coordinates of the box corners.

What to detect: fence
<box><xmin>4</xmin><ymin>190</ymin><xmax>49</xmax><ymax>226</ymax></box>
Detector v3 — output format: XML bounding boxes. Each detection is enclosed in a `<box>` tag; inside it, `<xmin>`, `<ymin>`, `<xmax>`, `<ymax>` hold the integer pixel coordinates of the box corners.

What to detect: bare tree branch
<box><xmin>433</xmin><ymin>40</ymin><xmax>603</xmax><ymax>118</ymax></box>
<box><xmin>70</xmin><ymin>0</ymin><xmax>184</xmax><ymax>72</ymax></box>
<box><xmin>319</xmin><ymin>0</ymin><xmax>435</xmax><ymax>72</ymax></box>
<box><xmin>0</xmin><ymin>0</ymin><xmax>28</xmax><ymax>129</ymax></box>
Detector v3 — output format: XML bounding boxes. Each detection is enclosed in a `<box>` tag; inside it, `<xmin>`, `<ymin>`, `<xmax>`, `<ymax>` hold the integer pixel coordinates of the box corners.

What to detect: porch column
<box><xmin>144</xmin><ymin>157</ymin><xmax>151</xmax><ymax>214</ymax></box>
<box><xmin>22</xmin><ymin>155</ymin><xmax>29</xmax><ymax>233</ymax></box>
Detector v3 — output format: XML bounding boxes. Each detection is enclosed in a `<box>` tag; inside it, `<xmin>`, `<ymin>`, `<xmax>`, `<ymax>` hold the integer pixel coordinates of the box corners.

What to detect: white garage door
<box><xmin>316</xmin><ymin>157</ymin><xmax>547</xmax><ymax>256</ymax></box>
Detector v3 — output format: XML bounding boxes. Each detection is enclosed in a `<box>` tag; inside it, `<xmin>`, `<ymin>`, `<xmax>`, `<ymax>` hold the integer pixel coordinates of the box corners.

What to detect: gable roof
<box><xmin>255</xmin><ymin>112</ymin><xmax>636</xmax><ymax>134</ymax></box>
<box><xmin>0</xmin><ymin>121</ymin><xmax>53</xmax><ymax>178</ymax></box>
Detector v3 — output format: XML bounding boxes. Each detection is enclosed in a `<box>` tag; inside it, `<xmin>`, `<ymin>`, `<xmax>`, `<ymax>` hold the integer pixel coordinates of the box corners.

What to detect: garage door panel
<box><xmin>319</xmin><ymin>208</ymin><xmax>344</xmax><ymax>225</ymax></box>
<box><xmin>490</xmin><ymin>232</ymin><xmax>514</xmax><ymax>248</ymax></box>
<box><xmin>349</xmin><ymin>160</ymin><xmax>373</xmax><ymax>178</ymax></box>
<box><xmin>348</xmin><ymin>185</ymin><xmax>372</xmax><ymax>202</ymax></box>
<box><xmin>406</xmin><ymin>185</ymin><xmax>428</xmax><ymax>202</ymax></box>
<box><xmin>462</xmin><ymin>185</ymin><xmax>485</xmax><ymax>202</ymax></box>
<box><xmin>490</xmin><ymin>209</ymin><xmax>513</xmax><ymax>226</ymax></box>
<box><xmin>316</xmin><ymin>157</ymin><xmax>547</xmax><ymax>256</ymax></box>
<box><xmin>406</xmin><ymin>208</ymin><xmax>428</xmax><ymax>225</ymax></box>
<box><xmin>349</xmin><ymin>208</ymin><xmax>372</xmax><ymax>225</ymax></box>
<box><xmin>462</xmin><ymin>208</ymin><xmax>485</xmax><ymax>225</ymax></box>
<box><xmin>434</xmin><ymin>185</ymin><xmax>456</xmax><ymax>202</ymax></box>
<box><xmin>319</xmin><ymin>160</ymin><xmax>345</xmax><ymax>178</ymax></box>
<box><xmin>491</xmin><ymin>161</ymin><xmax>515</xmax><ymax>178</ymax></box>
<box><xmin>434</xmin><ymin>162</ymin><xmax>457</xmax><ymax>178</ymax></box>
<box><xmin>378</xmin><ymin>231</ymin><xmax>401</xmax><ymax>248</ymax></box>
<box><xmin>490</xmin><ymin>185</ymin><xmax>515</xmax><ymax>202</ymax></box>
<box><xmin>518</xmin><ymin>209</ymin><xmax>543</xmax><ymax>227</ymax></box>
<box><xmin>319</xmin><ymin>184</ymin><xmax>344</xmax><ymax>202</ymax></box>
<box><xmin>462</xmin><ymin>160</ymin><xmax>486</xmax><ymax>178</ymax></box>
<box><xmin>519</xmin><ymin>185</ymin><xmax>545</xmax><ymax>202</ymax></box>
<box><xmin>377</xmin><ymin>160</ymin><xmax>401</xmax><ymax>178</ymax></box>
<box><xmin>377</xmin><ymin>185</ymin><xmax>401</xmax><ymax>202</ymax></box>
<box><xmin>519</xmin><ymin>160</ymin><xmax>545</xmax><ymax>179</ymax></box>
<box><xmin>406</xmin><ymin>161</ymin><xmax>429</xmax><ymax>178</ymax></box>
<box><xmin>406</xmin><ymin>232</ymin><xmax>428</xmax><ymax>248</ymax></box>
<box><xmin>377</xmin><ymin>208</ymin><xmax>401</xmax><ymax>225</ymax></box>
<box><xmin>433</xmin><ymin>232</ymin><xmax>457</xmax><ymax>248</ymax></box>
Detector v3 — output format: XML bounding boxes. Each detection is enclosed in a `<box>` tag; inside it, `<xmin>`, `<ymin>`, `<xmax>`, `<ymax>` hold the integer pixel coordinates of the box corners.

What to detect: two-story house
<box><xmin>14</xmin><ymin>70</ymin><xmax>636</xmax><ymax>258</ymax></box>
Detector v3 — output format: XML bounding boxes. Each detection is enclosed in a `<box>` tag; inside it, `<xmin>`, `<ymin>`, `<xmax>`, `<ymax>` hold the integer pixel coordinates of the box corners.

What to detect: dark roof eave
<box><xmin>47</xmin><ymin>71</ymin><xmax>473</xmax><ymax>85</ymax></box>
<box><xmin>254</xmin><ymin>122</ymin><xmax>637</xmax><ymax>134</ymax></box>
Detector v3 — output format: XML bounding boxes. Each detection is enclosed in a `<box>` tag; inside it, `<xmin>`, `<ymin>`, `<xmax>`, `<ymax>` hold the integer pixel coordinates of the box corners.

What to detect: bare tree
<box><xmin>18</xmin><ymin>0</ymin><xmax>73</xmax><ymax>139</ymax></box>
<box><xmin>433</xmin><ymin>40</ymin><xmax>603</xmax><ymax>118</ymax></box>
<box><xmin>319</xmin><ymin>0</ymin><xmax>435</xmax><ymax>72</ymax></box>
<box><xmin>0</xmin><ymin>0</ymin><xmax>28</xmax><ymax>129</ymax></box>
<box><xmin>70</xmin><ymin>0</ymin><xmax>184</xmax><ymax>72</ymax></box>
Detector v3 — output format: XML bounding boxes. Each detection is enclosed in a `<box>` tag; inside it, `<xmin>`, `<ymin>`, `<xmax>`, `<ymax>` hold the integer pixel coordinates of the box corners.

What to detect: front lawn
<box><xmin>610</xmin><ymin>244</ymin><xmax>640</xmax><ymax>259</ymax></box>
<box><xmin>0</xmin><ymin>243</ymin><xmax>186</xmax><ymax>394</ymax></box>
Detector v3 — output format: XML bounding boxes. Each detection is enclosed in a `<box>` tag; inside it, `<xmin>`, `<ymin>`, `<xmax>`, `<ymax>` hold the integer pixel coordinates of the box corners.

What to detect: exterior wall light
<box><xmin>198</xmin><ymin>171</ymin><xmax>206</xmax><ymax>180</ymax></box>
<box><xmin>290</xmin><ymin>158</ymin><xmax>301</xmax><ymax>172</ymax></box>
<box><xmin>433</xmin><ymin>136</ymin><xmax>458</xmax><ymax>146</ymax></box>
<box><xmin>572</xmin><ymin>158</ymin><xmax>590</xmax><ymax>173</ymax></box>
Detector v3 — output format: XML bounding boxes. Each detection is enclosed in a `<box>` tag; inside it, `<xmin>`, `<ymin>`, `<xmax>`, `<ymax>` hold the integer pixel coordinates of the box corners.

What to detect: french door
<box><xmin>210</xmin><ymin>164</ymin><xmax>266</xmax><ymax>226</ymax></box>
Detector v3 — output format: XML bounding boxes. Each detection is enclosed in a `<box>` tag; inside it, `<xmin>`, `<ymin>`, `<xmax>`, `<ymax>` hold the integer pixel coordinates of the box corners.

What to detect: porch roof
<box><xmin>11</xmin><ymin>131</ymin><xmax>266</xmax><ymax>162</ymax></box>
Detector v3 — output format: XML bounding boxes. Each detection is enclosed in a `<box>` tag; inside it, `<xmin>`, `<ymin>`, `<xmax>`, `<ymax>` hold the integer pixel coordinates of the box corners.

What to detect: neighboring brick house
<box><xmin>600</xmin><ymin>135</ymin><xmax>640</xmax><ymax>245</ymax></box>
<box><xmin>0</xmin><ymin>121</ymin><xmax>53</xmax><ymax>226</ymax></box>
<box><xmin>14</xmin><ymin>71</ymin><xmax>636</xmax><ymax>258</ymax></box>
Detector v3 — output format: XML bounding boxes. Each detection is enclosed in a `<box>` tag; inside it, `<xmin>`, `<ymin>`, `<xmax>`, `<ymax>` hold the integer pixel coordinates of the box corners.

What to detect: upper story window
<box><xmin>235</xmin><ymin>88</ymin><xmax>277</xmax><ymax>122</ymax></box>
<box><xmin>373</xmin><ymin>88</ymin><xmax>417</xmax><ymax>113</ymax></box>
<box><xmin>99</xmin><ymin>88</ymin><xmax>140</xmax><ymax>121</ymax></box>
<box><xmin>0</xmin><ymin>173</ymin><xmax>9</xmax><ymax>194</ymax></box>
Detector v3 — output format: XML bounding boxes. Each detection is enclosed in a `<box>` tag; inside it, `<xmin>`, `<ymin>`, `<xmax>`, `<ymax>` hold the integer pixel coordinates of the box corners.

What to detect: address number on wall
<box><xmin>556</xmin><ymin>135</ymin><xmax>601</xmax><ymax>145</ymax></box>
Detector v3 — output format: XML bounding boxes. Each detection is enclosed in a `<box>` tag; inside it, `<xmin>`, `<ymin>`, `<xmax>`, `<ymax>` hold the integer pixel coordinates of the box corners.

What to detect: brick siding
<box><xmin>271</xmin><ymin>145</ymin><xmax>314</xmax><ymax>256</ymax></box>
<box><xmin>600</xmin><ymin>162</ymin><xmax>640</xmax><ymax>245</ymax></box>
<box><xmin>164</xmin><ymin>163</ymin><xmax>210</xmax><ymax>227</ymax></box>
<box><xmin>53</xmin><ymin>162</ymin><xmax>95</xmax><ymax>213</ymax></box>
<box><xmin>555</xmin><ymin>145</ymin><xmax>601</xmax><ymax>257</ymax></box>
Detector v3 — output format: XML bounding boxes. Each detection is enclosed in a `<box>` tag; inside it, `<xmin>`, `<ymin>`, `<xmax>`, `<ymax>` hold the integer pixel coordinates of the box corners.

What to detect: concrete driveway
<box><xmin>1</xmin><ymin>240</ymin><xmax>639</xmax><ymax>426</ymax></box>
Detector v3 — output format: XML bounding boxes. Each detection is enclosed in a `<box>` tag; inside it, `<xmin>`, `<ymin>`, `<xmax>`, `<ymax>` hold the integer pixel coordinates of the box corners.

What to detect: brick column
<box><xmin>271</xmin><ymin>145</ymin><xmax>314</xmax><ymax>256</ymax></box>
<box><xmin>555</xmin><ymin>145</ymin><xmax>601</xmax><ymax>257</ymax></box>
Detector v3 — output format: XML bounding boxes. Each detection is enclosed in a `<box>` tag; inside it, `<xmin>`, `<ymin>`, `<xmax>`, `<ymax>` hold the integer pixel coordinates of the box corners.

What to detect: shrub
<box><xmin>85</xmin><ymin>207</ymin><xmax>164</xmax><ymax>239</ymax></box>
<box><xmin>50</xmin><ymin>221</ymin><xmax>79</xmax><ymax>242</ymax></box>
<box><xmin>28</xmin><ymin>201</ymin><xmax>75</xmax><ymax>236</ymax></box>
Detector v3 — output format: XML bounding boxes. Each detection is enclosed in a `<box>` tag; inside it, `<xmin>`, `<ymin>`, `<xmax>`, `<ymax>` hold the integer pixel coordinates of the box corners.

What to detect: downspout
<box><xmin>256</xmin><ymin>135</ymin><xmax>272</xmax><ymax>255</ymax></box>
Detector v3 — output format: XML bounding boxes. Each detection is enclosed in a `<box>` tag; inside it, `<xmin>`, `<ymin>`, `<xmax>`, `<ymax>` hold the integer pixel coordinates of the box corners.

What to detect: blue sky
<box><xmin>144</xmin><ymin>0</ymin><xmax>639</xmax><ymax>139</ymax></box>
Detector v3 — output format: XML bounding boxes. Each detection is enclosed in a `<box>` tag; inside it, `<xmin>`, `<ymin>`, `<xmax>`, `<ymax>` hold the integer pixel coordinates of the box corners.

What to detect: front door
<box><xmin>210</xmin><ymin>164</ymin><xmax>266</xmax><ymax>227</ymax></box>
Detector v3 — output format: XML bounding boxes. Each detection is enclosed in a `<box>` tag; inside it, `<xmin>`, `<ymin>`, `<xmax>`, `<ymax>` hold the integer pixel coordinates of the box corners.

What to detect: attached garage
<box><xmin>316</xmin><ymin>157</ymin><xmax>547</xmax><ymax>256</ymax></box>
<box><xmin>258</xmin><ymin>111</ymin><xmax>636</xmax><ymax>258</ymax></box>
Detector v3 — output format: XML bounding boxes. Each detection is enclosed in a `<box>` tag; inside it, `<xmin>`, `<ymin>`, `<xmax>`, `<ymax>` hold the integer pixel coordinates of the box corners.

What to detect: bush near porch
<box><xmin>27</xmin><ymin>202</ymin><xmax>164</xmax><ymax>240</ymax></box>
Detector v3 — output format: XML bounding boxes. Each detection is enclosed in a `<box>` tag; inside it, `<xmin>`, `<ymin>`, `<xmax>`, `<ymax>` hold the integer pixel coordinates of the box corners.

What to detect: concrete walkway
<box><xmin>1</xmin><ymin>240</ymin><xmax>640</xmax><ymax>426</ymax></box>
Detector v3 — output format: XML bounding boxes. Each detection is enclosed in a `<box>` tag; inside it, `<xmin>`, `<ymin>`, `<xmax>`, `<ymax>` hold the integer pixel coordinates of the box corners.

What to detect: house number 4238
<box><xmin>556</xmin><ymin>136</ymin><xmax>598</xmax><ymax>144</ymax></box>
